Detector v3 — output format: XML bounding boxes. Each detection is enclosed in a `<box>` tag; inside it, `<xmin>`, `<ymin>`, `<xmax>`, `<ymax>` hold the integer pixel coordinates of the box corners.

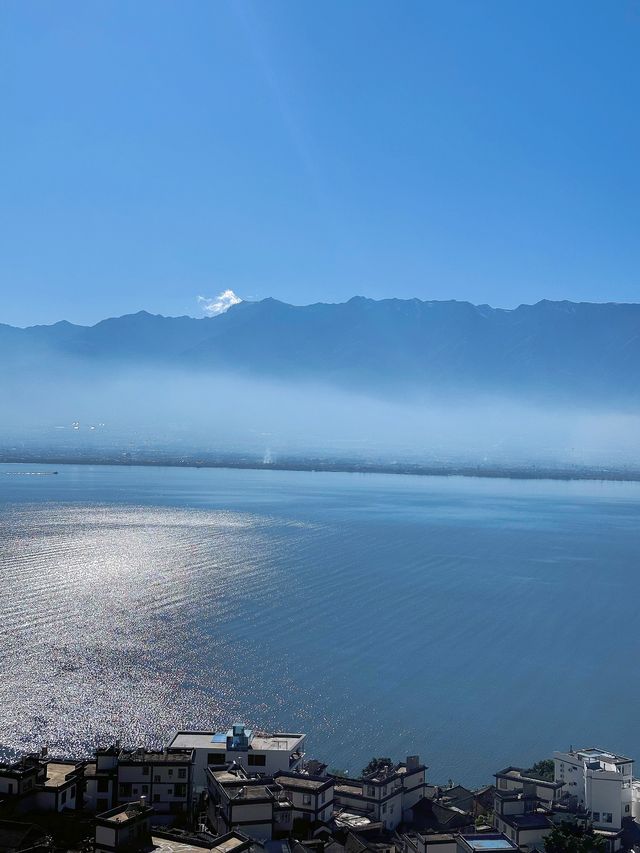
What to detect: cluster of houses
<box><xmin>1</xmin><ymin>728</ymin><xmax>639</xmax><ymax>853</ymax></box>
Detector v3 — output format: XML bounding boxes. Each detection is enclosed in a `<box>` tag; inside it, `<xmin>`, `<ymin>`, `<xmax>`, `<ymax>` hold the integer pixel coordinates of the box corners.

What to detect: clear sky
<box><xmin>2</xmin><ymin>1</ymin><xmax>640</xmax><ymax>326</ymax></box>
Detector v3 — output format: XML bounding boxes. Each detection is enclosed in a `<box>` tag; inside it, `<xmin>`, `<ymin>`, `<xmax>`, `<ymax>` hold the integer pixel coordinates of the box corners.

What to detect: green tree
<box><xmin>362</xmin><ymin>757</ymin><xmax>393</xmax><ymax>777</ymax></box>
<box><xmin>544</xmin><ymin>822</ymin><xmax>606</xmax><ymax>853</ymax></box>
<box><xmin>525</xmin><ymin>759</ymin><xmax>555</xmax><ymax>781</ymax></box>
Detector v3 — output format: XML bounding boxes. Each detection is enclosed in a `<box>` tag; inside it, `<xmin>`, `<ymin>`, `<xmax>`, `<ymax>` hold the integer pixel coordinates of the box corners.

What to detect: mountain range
<box><xmin>2</xmin><ymin>296</ymin><xmax>640</xmax><ymax>406</ymax></box>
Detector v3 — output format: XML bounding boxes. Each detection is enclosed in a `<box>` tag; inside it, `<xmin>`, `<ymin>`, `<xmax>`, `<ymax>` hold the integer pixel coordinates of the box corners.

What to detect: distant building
<box><xmin>116</xmin><ymin>748</ymin><xmax>194</xmax><ymax>826</ymax></box>
<box><xmin>494</xmin><ymin>767</ymin><xmax>563</xmax><ymax>806</ymax></box>
<box><xmin>332</xmin><ymin>756</ymin><xmax>427</xmax><ymax>831</ymax></box>
<box><xmin>84</xmin><ymin>745</ymin><xmax>194</xmax><ymax>826</ymax></box>
<box><xmin>554</xmin><ymin>747</ymin><xmax>634</xmax><ymax>831</ymax></box>
<box><xmin>94</xmin><ymin>800</ymin><xmax>153</xmax><ymax>853</ymax></box>
<box><xmin>493</xmin><ymin>801</ymin><xmax>553</xmax><ymax>850</ymax></box>
<box><xmin>399</xmin><ymin>830</ymin><xmax>457</xmax><ymax>853</ymax></box>
<box><xmin>207</xmin><ymin>763</ymin><xmax>289</xmax><ymax>841</ymax></box>
<box><xmin>0</xmin><ymin>753</ymin><xmax>83</xmax><ymax>814</ymax></box>
<box><xmin>273</xmin><ymin>770</ymin><xmax>334</xmax><ymax>825</ymax></box>
<box><xmin>169</xmin><ymin>724</ymin><xmax>306</xmax><ymax>791</ymax></box>
<box><xmin>85</xmin><ymin>745</ymin><xmax>120</xmax><ymax>814</ymax></box>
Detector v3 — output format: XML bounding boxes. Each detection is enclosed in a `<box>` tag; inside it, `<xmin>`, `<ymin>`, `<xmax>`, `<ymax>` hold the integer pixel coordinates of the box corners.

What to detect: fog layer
<box><xmin>3</xmin><ymin>367</ymin><xmax>640</xmax><ymax>470</ymax></box>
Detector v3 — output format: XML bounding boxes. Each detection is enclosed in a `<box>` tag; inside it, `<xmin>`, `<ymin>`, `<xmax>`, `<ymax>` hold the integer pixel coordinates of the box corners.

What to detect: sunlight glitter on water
<box><xmin>3</xmin><ymin>466</ymin><xmax>640</xmax><ymax>784</ymax></box>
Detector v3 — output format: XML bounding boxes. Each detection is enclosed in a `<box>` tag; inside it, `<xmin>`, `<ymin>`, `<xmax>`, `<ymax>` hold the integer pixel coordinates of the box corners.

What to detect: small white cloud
<box><xmin>197</xmin><ymin>290</ymin><xmax>242</xmax><ymax>316</ymax></box>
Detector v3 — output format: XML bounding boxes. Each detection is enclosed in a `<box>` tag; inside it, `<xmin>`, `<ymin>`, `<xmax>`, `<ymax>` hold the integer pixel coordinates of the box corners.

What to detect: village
<box><xmin>0</xmin><ymin>726</ymin><xmax>637</xmax><ymax>853</ymax></box>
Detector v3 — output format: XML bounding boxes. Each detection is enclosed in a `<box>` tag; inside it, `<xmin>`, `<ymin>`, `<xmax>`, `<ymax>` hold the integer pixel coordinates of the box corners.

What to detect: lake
<box><xmin>1</xmin><ymin>463</ymin><xmax>639</xmax><ymax>785</ymax></box>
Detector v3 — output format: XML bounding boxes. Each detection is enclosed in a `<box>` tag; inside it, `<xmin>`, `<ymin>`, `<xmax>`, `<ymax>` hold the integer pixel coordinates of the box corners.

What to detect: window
<box><xmin>499</xmin><ymin>779</ymin><xmax>507</xmax><ymax>790</ymax></box>
<box><xmin>71</xmin><ymin>786</ymin><xmax>76</xmax><ymax>797</ymax></box>
<box><xmin>61</xmin><ymin>791</ymin><xmax>67</xmax><ymax>804</ymax></box>
<box><xmin>321</xmin><ymin>791</ymin><xmax>325</xmax><ymax>804</ymax></box>
<box><xmin>142</xmin><ymin>785</ymin><xmax>148</xmax><ymax>794</ymax></box>
<box><xmin>119</xmin><ymin>783</ymin><xmax>132</xmax><ymax>797</ymax></box>
<box><xmin>382</xmin><ymin>803</ymin><xmax>387</xmax><ymax>814</ymax></box>
<box><xmin>603</xmin><ymin>813</ymin><xmax>613</xmax><ymax>824</ymax></box>
<box><xmin>154</xmin><ymin>794</ymin><xmax>160</xmax><ymax>803</ymax></box>
<box><xmin>154</xmin><ymin>775</ymin><xmax>160</xmax><ymax>783</ymax></box>
<box><xmin>248</xmin><ymin>754</ymin><xmax>266</xmax><ymax>767</ymax></box>
<box><xmin>383</xmin><ymin>786</ymin><xmax>387</xmax><ymax>796</ymax></box>
<box><xmin>178</xmin><ymin>768</ymin><xmax>186</xmax><ymax>779</ymax></box>
<box><xmin>168</xmin><ymin>768</ymin><xmax>173</xmax><ymax>776</ymax></box>
<box><xmin>303</xmin><ymin>794</ymin><xmax>312</xmax><ymax>805</ymax></box>
<box><xmin>626</xmin><ymin>805</ymin><xmax>630</xmax><ymax>813</ymax></box>
<box><xmin>97</xmin><ymin>778</ymin><xmax>109</xmax><ymax>793</ymax></box>
<box><xmin>142</xmin><ymin>766</ymin><xmax>149</xmax><ymax>776</ymax></box>
<box><xmin>174</xmin><ymin>783</ymin><xmax>186</xmax><ymax>797</ymax></box>
<box><xmin>208</xmin><ymin>753</ymin><xmax>225</xmax><ymax>765</ymax></box>
<box><xmin>368</xmin><ymin>786</ymin><xmax>375</xmax><ymax>797</ymax></box>
<box><xmin>8</xmin><ymin>783</ymin><xmax>13</xmax><ymax>794</ymax></box>
<box><xmin>593</xmin><ymin>813</ymin><xmax>600</xmax><ymax>822</ymax></box>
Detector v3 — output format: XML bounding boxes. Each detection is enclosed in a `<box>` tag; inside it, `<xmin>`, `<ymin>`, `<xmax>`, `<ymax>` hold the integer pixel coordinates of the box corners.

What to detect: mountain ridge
<box><xmin>2</xmin><ymin>296</ymin><xmax>640</xmax><ymax>406</ymax></box>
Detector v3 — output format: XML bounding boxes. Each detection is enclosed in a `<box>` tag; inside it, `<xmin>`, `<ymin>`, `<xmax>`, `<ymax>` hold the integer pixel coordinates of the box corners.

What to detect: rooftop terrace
<box><xmin>170</xmin><ymin>731</ymin><xmax>304</xmax><ymax>752</ymax></box>
<box><xmin>43</xmin><ymin>762</ymin><xmax>79</xmax><ymax>789</ymax></box>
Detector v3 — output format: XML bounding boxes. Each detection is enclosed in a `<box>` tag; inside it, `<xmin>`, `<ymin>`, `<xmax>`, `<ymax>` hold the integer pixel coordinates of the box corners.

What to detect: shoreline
<box><xmin>2</xmin><ymin>451</ymin><xmax>640</xmax><ymax>484</ymax></box>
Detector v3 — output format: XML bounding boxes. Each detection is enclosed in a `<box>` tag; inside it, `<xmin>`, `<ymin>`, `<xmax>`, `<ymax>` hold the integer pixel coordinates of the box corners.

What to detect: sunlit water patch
<box><xmin>1</xmin><ymin>464</ymin><xmax>640</xmax><ymax>784</ymax></box>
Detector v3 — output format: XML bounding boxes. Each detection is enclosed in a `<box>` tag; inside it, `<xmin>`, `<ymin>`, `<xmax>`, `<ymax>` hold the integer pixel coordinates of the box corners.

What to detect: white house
<box><xmin>85</xmin><ymin>745</ymin><xmax>120</xmax><ymax>813</ymax></box>
<box><xmin>116</xmin><ymin>748</ymin><xmax>194</xmax><ymax>825</ymax></box>
<box><xmin>333</xmin><ymin>756</ymin><xmax>427</xmax><ymax>831</ymax></box>
<box><xmin>554</xmin><ymin>747</ymin><xmax>634</xmax><ymax>830</ymax></box>
<box><xmin>94</xmin><ymin>801</ymin><xmax>153</xmax><ymax>853</ymax></box>
<box><xmin>169</xmin><ymin>724</ymin><xmax>306</xmax><ymax>791</ymax></box>
<box><xmin>207</xmin><ymin>764</ymin><xmax>286</xmax><ymax>840</ymax></box>
<box><xmin>0</xmin><ymin>754</ymin><xmax>83</xmax><ymax>813</ymax></box>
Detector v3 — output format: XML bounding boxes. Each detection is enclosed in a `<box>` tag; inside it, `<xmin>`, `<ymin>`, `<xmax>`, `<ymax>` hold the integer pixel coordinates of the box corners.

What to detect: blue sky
<box><xmin>2</xmin><ymin>1</ymin><xmax>639</xmax><ymax>326</ymax></box>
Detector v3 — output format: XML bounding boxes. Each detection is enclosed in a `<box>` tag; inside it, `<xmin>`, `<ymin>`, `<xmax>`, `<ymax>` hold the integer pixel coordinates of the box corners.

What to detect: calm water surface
<box><xmin>1</xmin><ymin>463</ymin><xmax>639</xmax><ymax>784</ymax></box>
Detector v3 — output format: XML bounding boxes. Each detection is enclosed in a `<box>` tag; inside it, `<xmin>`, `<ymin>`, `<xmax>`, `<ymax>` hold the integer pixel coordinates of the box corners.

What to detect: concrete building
<box><xmin>493</xmin><ymin>810</ymin><xmax>552</xmax><ymax>850</ymax></box>
<box><xmin>33</xmin><ymin>761</ymin><xmax>83</xmax><ymax>811</ymax></box>
<box><xmin>0</xmin><ymin>756</ymin><xmax>43</xmax><ymax>801</ymax></box>
<box><xmin>553</xmin><ymin>747</ymin><xmax>634</xmax><ymax>830</ymax></box>
<box><xmin>207</xmin><ymin>764</ymin><xmax>289</xmax><ymax>841</ymax></box>
<box><xmin>494</xmin><ymin>767</ymin><xmax>563</xmax><ymax>806</ymax></box>
<box><xmin>169</xmin><ymin>725</ymin><xmax>306</xmax><ymax>791</ymax></box>
<box><xmin>94</xmin><ymin>800</ymin><xmax>153</xmax><ymax>853</ymax></box>
<box><xmin>116</xmin><ymin>748</ymin><xmax>194</xmax><ymax>826</ymax></box>
<box><xmin>273</xmin><ymin>771</ymin><xmax>334</xmax><ymax>825</ymax></box>
<box><xmin>0</xmin><ymin>753</ymin><xmax>83</xmax><ymax>813</ymax></box>
<box><xmin>85</xmin><ymin>745</ymin><xmax>120</xmax><ymax>813</ymax></box>
<box><xmin>399</xmin><ymin>831</ymin><xmax>457</xmax><ymax>853</ymax></box>
<box><xmin>332</xmin><ymin>757</ymin><xmax>427</xmax><ymax>831</ymax></box>
<box><xmin>206</xmin><ymin>763</ymin><xmax>334</xmax><ymax>840</ymax></box>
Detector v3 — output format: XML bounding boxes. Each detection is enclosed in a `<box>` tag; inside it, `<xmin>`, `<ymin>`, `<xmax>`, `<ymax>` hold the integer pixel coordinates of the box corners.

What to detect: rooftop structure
<box><xmin>457</xmin><ymin>834</ymin><xmax>518</xmax><ymax>853</ymax></box>
<box><xmin>170</xmin><ymin>726</ymin><xmax>306</xmax><ymax>791</ymax></box>
<box><xmin>120</xmin><ymin>748</ymin><xmax>194</xmax><ymax>764</ymax></box>
<box><xmin>554</xmin><ymin>746</ymin><xmax>634</xmax><ymax>831</ymax></box>
<box><xmin>560</xmin><ymin>748</ymin><xmax>633</xmax><ymax>771</ymax></box>
<box><xmin>95</xmin><ymin>800</ymin><xmax>153</xmax><ymax>853</ymax></box>
<box><xmin>332</xmin><ymin>757</ymin><xmax>427</xmax><ymax>832</ymax></box>
<box><xmin>150</xmin><ymin>830</ymin><xmax>254</xmax><ymax>853</ymax></box>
